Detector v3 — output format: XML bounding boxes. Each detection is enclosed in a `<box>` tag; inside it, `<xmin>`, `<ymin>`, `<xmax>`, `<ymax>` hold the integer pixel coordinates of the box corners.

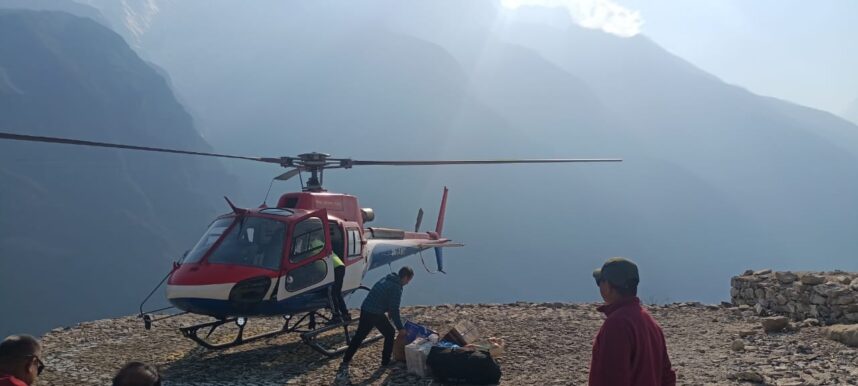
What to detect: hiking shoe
<box><xmin>381</xmin><ymin>360</ymin><xmax>405</xmax><ymax>370</ymax></box>
<box><xmin>336</xmin><ymin>362</ymin><xmax>350</xmax><ymax>380</ymax></box>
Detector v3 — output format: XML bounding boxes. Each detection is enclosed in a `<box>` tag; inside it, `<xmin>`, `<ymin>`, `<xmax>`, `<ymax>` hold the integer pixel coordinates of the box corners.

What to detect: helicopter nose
<box><xmin>166</xmin><ymin>263</ymin><xmax>278</xmax><ymax>316</ymax></box>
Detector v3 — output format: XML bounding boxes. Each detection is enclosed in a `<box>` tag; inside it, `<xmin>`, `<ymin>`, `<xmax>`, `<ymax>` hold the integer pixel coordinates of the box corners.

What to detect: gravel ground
<box><xmin>35</xmin><ymin>302</ymin><xmax>858</xmax><ymax>385</ymax></box>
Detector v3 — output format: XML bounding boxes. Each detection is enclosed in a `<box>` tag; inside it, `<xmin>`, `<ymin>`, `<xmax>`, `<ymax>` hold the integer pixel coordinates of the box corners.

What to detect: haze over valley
<box><xmin>1</xmin><ymin>0</ymin><xmax>857</xmax><ymax>337</ymax></box>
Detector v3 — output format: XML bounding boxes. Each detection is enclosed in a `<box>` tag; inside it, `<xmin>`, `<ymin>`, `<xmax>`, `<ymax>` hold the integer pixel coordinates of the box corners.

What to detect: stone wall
<box><xmin>731</xmin><ymin>270</ymin><xmax>858</xmax><ymax>324</ymax></box>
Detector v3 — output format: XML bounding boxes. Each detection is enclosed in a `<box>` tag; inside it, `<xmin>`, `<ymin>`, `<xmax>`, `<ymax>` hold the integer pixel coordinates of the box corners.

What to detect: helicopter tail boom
<box><xmin>364</xmin><ymin>187</ymin><xmax>459</xmax><ymax>272</ymax></box>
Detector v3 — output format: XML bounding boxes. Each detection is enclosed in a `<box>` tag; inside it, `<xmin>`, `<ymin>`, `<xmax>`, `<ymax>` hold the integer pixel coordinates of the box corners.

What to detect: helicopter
<box><xmin>0</xmin><ymin>131</ymin><xmax>620</xmax><ymax>355</ymax></box>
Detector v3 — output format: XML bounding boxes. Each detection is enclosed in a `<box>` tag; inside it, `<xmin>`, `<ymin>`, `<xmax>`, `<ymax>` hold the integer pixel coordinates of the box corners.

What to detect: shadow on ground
<box><xmin>162</xmin><ymin>336</ymin><xmax>334</xmax><ymax>384</ymax></box>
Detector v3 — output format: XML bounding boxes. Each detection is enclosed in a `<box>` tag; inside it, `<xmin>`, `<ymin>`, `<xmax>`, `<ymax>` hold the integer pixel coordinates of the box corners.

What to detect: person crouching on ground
<box><xmin>340</xmin><ymin>266</ymin><xmax>414</xmax><ymax>369</ymax></box>
<box><xmin>0</xmin><ymin>335</ymin><xmax>44</xmax><ymax>386</ymax></box>
<box><xmin>589</xmin><ymin>257</ymin><xmax>676</xmax><ymax>386</ymax></box>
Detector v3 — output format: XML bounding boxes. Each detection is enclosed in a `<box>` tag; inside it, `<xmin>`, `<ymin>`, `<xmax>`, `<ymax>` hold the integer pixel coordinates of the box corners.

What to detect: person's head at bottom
<box><xmin>398</xmin><ymin>266</ymin><xmax>414</xmax><ymax>286</ymax></box>
<box><xmin>112</xmin><ymin>362</ymin><xmax>161</xmax><ymax>386</ymax></box>
<box><xmin>592</xmin><ymin>257</ymin><xmax>639</xmax><ymax>305</ymax></box>
<box><xmin>0</xmin><ymin>335</ymin><xmax>43</xmax><ymax>385</ymax></box>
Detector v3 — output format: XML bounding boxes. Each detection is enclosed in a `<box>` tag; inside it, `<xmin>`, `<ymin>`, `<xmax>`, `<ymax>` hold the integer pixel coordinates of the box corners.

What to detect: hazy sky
<box><xmin>503</xmin><ymin>0</ymin><xmax>858</xmax><ymax>116</ymax></box>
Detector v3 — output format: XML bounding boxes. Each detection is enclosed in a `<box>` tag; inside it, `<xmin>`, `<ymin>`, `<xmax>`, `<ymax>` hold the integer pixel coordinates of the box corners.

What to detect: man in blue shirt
<box><xmin>341</xmin><ymin>266</ymin><xmax>414</xmax><ymax>368</ymax></box>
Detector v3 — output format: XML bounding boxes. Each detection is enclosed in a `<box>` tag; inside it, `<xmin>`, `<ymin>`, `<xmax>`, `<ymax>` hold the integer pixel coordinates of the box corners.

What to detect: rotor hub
<box><xmin>296</xmin><ymin>152</ymin><xmax>331</xmax><ymax>167</ymax></box>
<box><xmin>290</xmin><ymin>153</ymin><xmax>336</xmax><ymax>191</ymax></box>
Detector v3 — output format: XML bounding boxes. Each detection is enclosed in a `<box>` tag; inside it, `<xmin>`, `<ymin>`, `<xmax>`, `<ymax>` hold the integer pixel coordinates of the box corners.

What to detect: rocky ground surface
<box><xmin>36</xmin><ymin>302</ymin><xmax>858</xmax><ymax>385</ymax></box>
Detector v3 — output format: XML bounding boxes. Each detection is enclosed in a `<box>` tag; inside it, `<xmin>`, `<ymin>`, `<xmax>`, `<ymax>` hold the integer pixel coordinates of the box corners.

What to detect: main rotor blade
<box><xmin>0</xmin><ymin>131</ymin><xmax>282</xmax><ymax>164</ymax></box>
<box><xmin>274</xmin><ymin>168</ymin><xmax>302</xmax><ymax>181</ymax></box>
<box><xmin>349</xmin><ymin>158</ymin><xmax>622</xmax><ymax>166</ymax></box>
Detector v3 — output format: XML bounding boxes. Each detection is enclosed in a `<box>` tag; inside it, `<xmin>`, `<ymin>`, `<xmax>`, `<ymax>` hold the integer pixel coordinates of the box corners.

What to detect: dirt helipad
<box><xmin>35</xmin><ymin>302</ymin><xmax>858</xmax><ymax>385</ymax></box>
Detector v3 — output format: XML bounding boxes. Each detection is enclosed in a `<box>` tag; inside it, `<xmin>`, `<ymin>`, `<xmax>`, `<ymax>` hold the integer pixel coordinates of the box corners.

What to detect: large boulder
<box><xmin>730</xmin><ymin>371</ymin><xmax>764</xmax><ymax>383</ymax></box>
<box><xmin>825</xmin><ymin>324</ymin><xmax>858</xmax><ymax>347</ymax></box>
<box><xmin>800</xmin><ymin>274</ymin><xmax>825</xmax><ymax>285</ymax></box>
<box><xmin>761</xmin><ymin>316</ymin><xmax>789</xmax><ymax>333</ymax></box>
<box><xmin>813</xmin><ymin>283</ymin><xmax>849</xmax><ymax>297</ymax></box>
<box><xmin>775</xmin><ymin>271</ymin><xmax>797</xmax><ymax>284</ymax></box>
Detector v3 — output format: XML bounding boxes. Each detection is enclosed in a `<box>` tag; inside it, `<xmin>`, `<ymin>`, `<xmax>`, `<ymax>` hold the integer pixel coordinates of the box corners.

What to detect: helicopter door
<box><xmin>277</xmin><ymin>209</ymin><xmax>333</xmax><ymax>299</ymax></box>
<box><xmin>341</xmin><ymin>225</ymin><xmax>366</xmax><ymax>291</ymax></box>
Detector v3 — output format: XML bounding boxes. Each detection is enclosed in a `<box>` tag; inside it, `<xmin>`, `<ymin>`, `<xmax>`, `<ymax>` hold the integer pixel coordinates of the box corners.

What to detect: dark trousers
<box><xmin>332</xmin><ymin>265</ymin><xmax>349</xmax><ymax>319</ymax></box>
<box><xmin>342</xmin><ymin>311</ymin><xmax>395</xmax><ymax>364</ymax></box>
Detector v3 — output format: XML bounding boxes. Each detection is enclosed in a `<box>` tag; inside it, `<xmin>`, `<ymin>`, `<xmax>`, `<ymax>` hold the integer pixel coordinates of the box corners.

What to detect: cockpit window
<box><xmin>204</xmin><ymin>216</ymin><xmax>286</xmax><ymax>271</ymax></box>
<box><xmin>184</xmin><ymin>218</ymin><xmax>232</xmax><ymax>264</ymax></box>
<box><xmin>290</xmin><ymin>217</ymin><xmax>325</xmax><ymax>263</ymax></box>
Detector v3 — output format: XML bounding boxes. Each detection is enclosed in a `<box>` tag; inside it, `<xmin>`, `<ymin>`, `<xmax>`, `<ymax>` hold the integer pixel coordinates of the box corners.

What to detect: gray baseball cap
<box><xmin>593</xmin><ymin>257</ymin><xmax>639</xmax><ymax>289</ymax></box>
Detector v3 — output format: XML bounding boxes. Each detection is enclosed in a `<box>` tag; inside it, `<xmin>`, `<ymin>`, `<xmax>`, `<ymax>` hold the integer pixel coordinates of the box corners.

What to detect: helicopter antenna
<box><xmin>262</xmin><ymin>178</ymin><xmax>276</xmax><ymax>207</ymax></box>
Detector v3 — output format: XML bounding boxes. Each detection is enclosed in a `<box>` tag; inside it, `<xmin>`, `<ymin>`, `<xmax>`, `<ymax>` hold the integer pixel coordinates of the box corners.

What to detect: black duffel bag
<box><xmin>426</xmin><ymin>346</ymin><xmax>502</xmax><ymax>384</ymax></box>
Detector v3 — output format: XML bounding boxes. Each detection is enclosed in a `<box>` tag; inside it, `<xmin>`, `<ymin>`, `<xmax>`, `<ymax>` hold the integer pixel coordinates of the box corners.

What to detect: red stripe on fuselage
<box><xmin>168</xmin><ymin>263</ymin><xmax>278</xmax><ymax>286</ymax></box>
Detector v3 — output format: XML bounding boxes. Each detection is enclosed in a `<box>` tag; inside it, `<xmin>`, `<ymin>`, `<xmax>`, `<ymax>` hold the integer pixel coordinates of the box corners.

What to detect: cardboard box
<box><xmin>442</xmin><ymin>320</ymin><xmax>480</xmax><ymax>346</ymax></box>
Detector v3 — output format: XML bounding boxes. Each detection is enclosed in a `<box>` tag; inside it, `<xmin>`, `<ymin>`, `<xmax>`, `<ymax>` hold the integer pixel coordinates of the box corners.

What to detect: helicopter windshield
<box><xmin>185</xmin><ymin>216</ymin><xmax>286</xmax><ymax>271</ymax></box>
<box><xmin>184</xmin><ymin>218</ymin><xmax>232</xmax><ymax>264</ymax></box>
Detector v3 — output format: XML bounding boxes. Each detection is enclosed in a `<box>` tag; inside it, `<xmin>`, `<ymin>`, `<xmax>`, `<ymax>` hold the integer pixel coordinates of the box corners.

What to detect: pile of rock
<box><xmin>731</xmin><ymin>269</ymin><xmax>858</xmax><ymax>324</ymax></box>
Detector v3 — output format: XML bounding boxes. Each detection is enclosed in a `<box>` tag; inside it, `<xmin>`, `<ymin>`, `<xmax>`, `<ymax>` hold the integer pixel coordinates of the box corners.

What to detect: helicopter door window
<box><xmin>346</xmin><ymin>228</ymin><xmax>361</xmax><ymax>257</ymax></box>
<box><xmin>290</xmin><ymin>217</ymin><xmax>325</xmax><ymax>263</ymax></box>
<box><xmin>330</xmin><ymin>224</ymin><xmax>345</xmax><ymax>259</ymax></box>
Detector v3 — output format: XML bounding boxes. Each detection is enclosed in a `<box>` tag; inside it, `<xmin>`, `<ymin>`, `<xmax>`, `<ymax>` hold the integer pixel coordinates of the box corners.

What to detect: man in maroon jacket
<box><xmin>589</xmin><ymin>257</ymin><xmax>676</xmax><ymax>386</ymax></box>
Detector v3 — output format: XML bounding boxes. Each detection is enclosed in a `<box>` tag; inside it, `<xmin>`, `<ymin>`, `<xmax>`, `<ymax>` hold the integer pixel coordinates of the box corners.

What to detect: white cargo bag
<box><xmin>405</xmin><ymin>337</ymin><xmax>434</xmax><ymax>377</ymax></box>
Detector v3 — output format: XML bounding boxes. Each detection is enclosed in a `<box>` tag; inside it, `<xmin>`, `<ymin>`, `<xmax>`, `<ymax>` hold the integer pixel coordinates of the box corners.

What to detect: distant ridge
<box><xmin>0</xmin><ymin>9</ymin><xmax>233</xmax><ymax>337</ymax></box>
<box><xmin>843</xmin><ymin>97</ymin><xmax>858</xmax><ymax>125</ymax></box>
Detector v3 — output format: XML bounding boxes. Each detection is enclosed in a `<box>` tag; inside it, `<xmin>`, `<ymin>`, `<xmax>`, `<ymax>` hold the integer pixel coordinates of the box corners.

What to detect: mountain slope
<box><xmin>0</xmin><ymin>0</ymin><xmax>105</xmax><ymax>23</ymax></box>
<box><xmin>843</xmin><ymin>97</ymin><xmax>858</xmax><ymax>126</ymax></box>
<box><xmin>16</xmin><ymin>0</ymin><xmax>858</xmax><ymax>308</ymax></box>
<box><xmin>498</xmin><ymin>20</ymin><xmax>858</xmax><ymax>261</ymax></box>
<box><xmin>0</xmin><ymin>9</ymin><xmax>233</xmax><ymax>336</ymax></box>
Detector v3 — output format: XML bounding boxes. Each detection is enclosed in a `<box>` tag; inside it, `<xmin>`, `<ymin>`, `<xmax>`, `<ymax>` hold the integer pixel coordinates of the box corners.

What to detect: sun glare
<box><xmin>500</xmin><ymin>0</ymin><xmax>642</xmax><ymax>37</ymax></box>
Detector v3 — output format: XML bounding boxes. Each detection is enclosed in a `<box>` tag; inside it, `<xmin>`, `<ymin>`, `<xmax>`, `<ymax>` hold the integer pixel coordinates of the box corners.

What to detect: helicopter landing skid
<box><xmin>179</xmin><ymin>311</ymin><xmax>319</xmax><ymax>350</ymax></box>
<box><xmin>300</xmin><ymin>318</ymin><xmax>382</xmax><ymax>357</ymax></box>
<box><xmin>179</xmin><ymin>318</ymin><xmax>280</xmax><ymax>350</ymax></box>
<box><xmin>177</xmin><ymin>310</ymin><xmax>380</xmax><ymax>354</ymax></box>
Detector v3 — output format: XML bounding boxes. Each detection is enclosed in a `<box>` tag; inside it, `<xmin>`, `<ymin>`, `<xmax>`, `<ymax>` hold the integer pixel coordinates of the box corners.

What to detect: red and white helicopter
<box><xmin>0</xmin><ymin>131</ymin><xmax>620</xmax><ymax>355</ymax></box>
